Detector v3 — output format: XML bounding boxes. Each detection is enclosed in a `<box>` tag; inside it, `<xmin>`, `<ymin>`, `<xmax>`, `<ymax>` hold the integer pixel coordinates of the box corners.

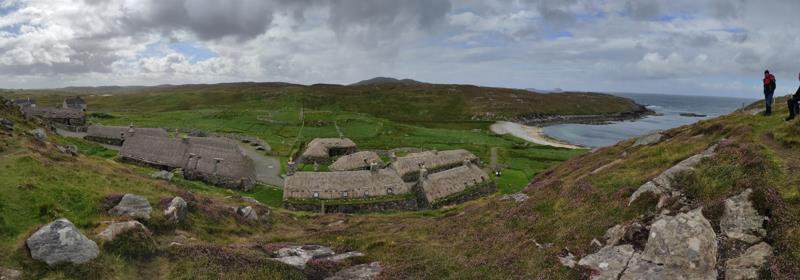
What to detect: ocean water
<box><xmin>541</xmin><ymin>93</ymin><xmax>759</xmax><ymax>148</ymax></box>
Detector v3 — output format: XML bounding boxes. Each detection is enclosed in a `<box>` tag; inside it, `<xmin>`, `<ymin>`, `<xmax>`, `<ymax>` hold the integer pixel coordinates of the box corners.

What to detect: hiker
<box><xmin>785</xmin><ymin>72</ymin><xmax>800</xmax><ymax>121</ymax></box>
<box><xmin>763</xmin><ymin>70</ymin><xmax>777</xmax><ymax>115</ymax></box>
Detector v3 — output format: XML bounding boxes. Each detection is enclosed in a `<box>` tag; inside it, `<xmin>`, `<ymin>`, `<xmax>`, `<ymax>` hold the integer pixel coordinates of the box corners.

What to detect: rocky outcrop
<box><xmin>28</xmin><ymin>128</ymin><xmax>47</xmax><ymax>142</ymax></box>
<box><xmin>26</xmin><ymin>219</ymin><xmax>99</xmax><ymax>266</ymax></box>
<box><xmin>109</xmin><ymin>194</ymin><xmax>152</xmax><ymax>220</ymax></box>
<box><xmin>164</xmin><ymin>197</ymin><xmax>188</xmax><ymax>224</ymax></box>
<box><xmin>151</xmin><ymin>170</ymin><xmax>174</xmax><ymax>181</ymax></box>
<box><xmin>579</xmin><ymin>209</ymin><xmax>718</xmax><ymax>279</ymax></box>
<box><xmin>0</xmin><ymin>267</ymin><xmax>21</xmax><ymax>280</ymax></box>
<box><xmin>632</xmin><ymin>132</ymin><xmax>663</xmax><ymax>147</ymax></box>
<box><xmin>500</xmin><ymin>193</ymin><xmax>529</xmax><ymax>202</ymax></box>
<box><xmin>0</xmin><ymin>118</ymin><xmax>13</xmax><ymax>131</ymax></box>
<box><xmin>725</xmin><ymin>242</ymin><xmax>773</xmax><ymax>280</ymax></box>
<box><xmin>629</xmin><ymin>144</ymin><xmax>717</xmax><ymax>207</ymax></box>
<box><xmin>325</xmin><ymin>262</ymin><xmax>382</xmax><ymax>280</ymax></box>
<box><xmin>236</xmin><ymin>206</ymin><xmax>258</xmax><ymax>222</ymax></box>
<box><xmin>720</xmin><ymin>189</ymin><xmax>767</xmax><ymax>244</ymax></box>
<box><xmin>97</xmin><ymin>221</ymin><xmax>150</xmax><ymax>241</ymax></box>
<box><xmin>271</xmin><ymin>245</ymin><xmax>335</xmax><ymax>268</ymax></box>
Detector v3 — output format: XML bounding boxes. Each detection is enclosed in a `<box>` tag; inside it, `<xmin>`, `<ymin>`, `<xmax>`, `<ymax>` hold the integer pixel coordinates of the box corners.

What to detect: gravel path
<box><xmin>236</xmin><ymin>142</ymin><xmax>284</xmax><ymax>187</ymax></box>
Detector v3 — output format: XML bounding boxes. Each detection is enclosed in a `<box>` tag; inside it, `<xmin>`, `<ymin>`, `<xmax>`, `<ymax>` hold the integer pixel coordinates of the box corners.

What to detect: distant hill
<box><xmin>350</xmin><ymin>77</ymin><xmax>425</xmax><ymax>86</ymax></box>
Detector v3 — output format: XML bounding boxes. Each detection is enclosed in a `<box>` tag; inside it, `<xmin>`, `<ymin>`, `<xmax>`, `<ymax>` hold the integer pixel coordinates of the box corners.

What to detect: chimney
<box><xmin>419</xmin><ymin>164</ymin><xmax>428</xmax><ymax>182</ymax></box>
<box><xmin>369</xmin><ymin>161</ymin><xmax>379</xmax><ymax>173</ymax></box>
<box><xmin>127</xmin><ymin>124</ymin><xmax>135</xmax><ymax>137</ymax></box>
<box><xmin>193</xmin><ymin>155</ymin><xmax>202</xmax><ymax>170</ymax></box>
<box><xmin>212</xmin><ymin>158</ymin><xmax>224</xmax><ymax>175</ymax></box>
<box><xmin>185</xmin><ymin>153</ymin><xmax>196</xmax><ymax>169</ymax></box>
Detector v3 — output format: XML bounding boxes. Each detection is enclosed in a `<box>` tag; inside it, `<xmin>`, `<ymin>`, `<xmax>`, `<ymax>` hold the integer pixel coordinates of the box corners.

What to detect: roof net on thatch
<box><xmin>329</xmin><ymin>151</ymin><xmax>383</xmax><ymax>171</ymax></box>
<box><xmin>421</xmin><ymin>163</ymin><xmax>489</xmax><ymax>203</ymax></box>
<box><xmin>23</xmin><ymin>107</ymin><xmax>84</xmax><ymax>119</ymax></box>
<box><xmin>120</xmin><ymin>134</ymin><xmax>188</xmax><ymax>168</ymax></box>
<box><xmin>284</xmin><ymin>169</ymin><xmax>409</xmax><ymax>199</ymax></box>
<box><xmin>87</xmin><ymin>125</ymin><xmax>168</xmax><ymax>140</ymax></box>
<box><xmin>390</xmin><ymin>149</ymin><xmax>479</xmax><ymax>178</ymax></box>
<box><xmin>301</xmin><ymin>138</ymin><xmax>357</xmax><ymax>159</ymax></box>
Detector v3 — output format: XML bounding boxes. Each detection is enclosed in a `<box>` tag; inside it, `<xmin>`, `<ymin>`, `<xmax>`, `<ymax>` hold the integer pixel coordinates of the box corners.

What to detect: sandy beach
<box><xmin>490</xmin><ymin>121</ymin><xmax>585</xmax><ymax>149</ymax></box>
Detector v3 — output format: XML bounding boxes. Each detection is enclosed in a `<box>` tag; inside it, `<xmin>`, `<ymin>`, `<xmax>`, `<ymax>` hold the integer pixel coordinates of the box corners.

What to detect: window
<box><xmin>387</xmin><ymin>188</ymin><xmax>394</xmax><ymax>195</ymax></box>
<box><xmin>313</xmin><ymin>192</ymin><xmax>319</xmax><ymax>198</ymax></box>
<box><xmin>342</xmin><ymin>191</ymin><xmax>349</xmax><ymax>198</ymax></box>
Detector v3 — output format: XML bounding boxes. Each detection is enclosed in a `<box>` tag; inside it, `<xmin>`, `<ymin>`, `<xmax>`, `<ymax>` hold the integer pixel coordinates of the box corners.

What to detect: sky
<box><xmin>0</xmin><ymin>0</ymin><xmax>799</xmax><ymax>98</ymax></box>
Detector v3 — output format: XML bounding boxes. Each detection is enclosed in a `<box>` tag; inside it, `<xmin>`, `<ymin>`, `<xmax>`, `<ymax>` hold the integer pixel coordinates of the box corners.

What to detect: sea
<box><xmin>541</xmin><ymin>93</ymin><xmax>759</xmax><ymax>148</ymax></box>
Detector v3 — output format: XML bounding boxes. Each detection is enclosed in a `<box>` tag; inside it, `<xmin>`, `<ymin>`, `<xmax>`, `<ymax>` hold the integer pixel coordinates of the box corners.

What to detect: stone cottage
<box><xmin>63</xmin><ymin>96</ymin><xmax>87</xmax><ymax>111</ymax></box>
<box><xmin>22</xmin><ymin>107</ymin><xmax>86</xmax><ymax>131</ymax></box>
<box><xmin>300</xmin><ymin>138</ymin><xmax>357</xmax><ymax>163</ymax></box>
<box><xmin>417</xmin><ymin>161</ymin><xmax>494</xmax><ymax>208</ymax></box>
<box><xmin>390</xmin><ymin>149</ymin><xmax>479</xmax><ymax>182</ymax></box>
<box><xmin>85</xmin><ymin>125</ymin><xmax>168</xmax><ymax>146</ymax></box>
<box><xmin>329</xmin><ymin>151</ymin><xmax>384</xmax><ymax>171</ymax></box>
<box><xmin>13</xmin><ymin>98</ymin><xmax>36</xmax><ymax>109</ymax></box>
<box><xmin>120</xmin><ymin>134</ymin><xmax>256</xmax><ymax>190</ymax></box>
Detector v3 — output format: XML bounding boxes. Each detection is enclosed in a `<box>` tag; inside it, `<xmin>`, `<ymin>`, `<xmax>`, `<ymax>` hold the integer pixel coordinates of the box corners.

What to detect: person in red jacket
<box><xmin>763</xmin><ymin>70</ymin><xmax>777</xmax><ymax>115</ymax></box>
<box><xmin>785</xmin><ymin>72</ymin><xmax>800</xmax><ymax>121</ymax></box>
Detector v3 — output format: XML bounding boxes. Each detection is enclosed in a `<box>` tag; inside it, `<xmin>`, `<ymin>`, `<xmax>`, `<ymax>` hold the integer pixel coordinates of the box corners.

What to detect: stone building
<box><xmin>63</xmin><ymin>96</ymin><xmax>87</xmax><ymax>111</ymax></box>
<box><xmin>390</xmin><ymin>149</ymin><xmax>479</xmax><ymax>181</ymax></box>
<box><xmin>329</xmin><ymin>151</ymin><xmax>384</xmax><ymax>171</ymax></box>
<box><xmin>300</xmin><ymin>138</ymin><xmax>357</xmax><ymax>163</ymax></box>
<box><xmin>85</xmin><ymin>125</ymin><xmax>168</xmax><ymax>146</ymax></box>
<box><xmin>13</xmin><ymin>98</ymin><xmax>36</xmax><ymax>109</ymax></box>
<box><xmin>417</xmin><ymin>161</ymin><xmax>494</xmax><ymax>208</ymax></box>
<box><xmin>22</xmin><ymin>107</ymin><xmax>86</xmax><ymax>131</ymax></box>
<box><xmin>284</xmin><ymin>166</ymin><xmax>409</xmax><ymax>200</ymax></box>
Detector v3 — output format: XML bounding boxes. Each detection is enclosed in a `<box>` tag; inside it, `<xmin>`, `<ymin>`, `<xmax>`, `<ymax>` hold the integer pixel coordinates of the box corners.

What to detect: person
<box><xmin>763</xmin><ymin>70</ymin><xmax>777</xmax><ymax>115</ymax></box>
<box><xmin>785</xmin><ymin>72</ymin><xmax>800</xmax><ymax>121</ymax></box>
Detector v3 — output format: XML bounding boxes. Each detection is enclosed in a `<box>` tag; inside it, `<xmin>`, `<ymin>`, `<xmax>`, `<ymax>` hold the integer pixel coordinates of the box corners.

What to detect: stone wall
<box><xmin>84</xmin><ymin>136</ymin><xmax>123</xmax><ymax>146</ymax></box>
<box><xmin>283</xmin><ymin>198</ymin><xmax>418</xmax><ymax>214</ymax></box>
<box><xmin>428</xmin><ymin>182</ymin><xmax>497</xmax><ymax>209</ymax></box>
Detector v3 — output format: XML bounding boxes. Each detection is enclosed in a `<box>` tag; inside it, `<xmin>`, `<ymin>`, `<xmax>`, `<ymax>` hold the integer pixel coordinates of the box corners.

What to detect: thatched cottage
<box><xmin>300</xmin><ymin>138</ymin><xmax>357</xmax><ymax>163</ymax></box>
<box><xmin>418</xmin><ymin>161</ymin><xmax>493</xmax><ymax>208</ymax></box>
<box><xmin>120</xmin><ymin>135</ymin><xmax>256</xmax><ymax>190</ymax></box>
<box><xmin>63</xmin><ymin>96</ymin><xmax>87</xmax><ymax>111</ymax></box>
<box><xmin>22</xmin><ymin>107</ymin><xmax>86</xmax><ymax>127</ymax></box>
<box><xmin>13</xmin><ymin>98</ymin><xmax>36</xmax><ymax>109</ymax></box>
<box><xmin>329</xmin><ymin>151</ymin><xmax>384</xmax><ymax>171</ymax></box>
<box><xmin>390</xmin><ymin>149</ymin><xmax>479</xmax><ymax>181</ymax></box>
<box><xmin>284</xmin><ymin>167</ymin><xmax>409</xmax><ymax>200</ymax></box>
<box><xmin>86</xmin><ymin>125</ymin><xmax>168</xmax><ymax>146</ymax></box>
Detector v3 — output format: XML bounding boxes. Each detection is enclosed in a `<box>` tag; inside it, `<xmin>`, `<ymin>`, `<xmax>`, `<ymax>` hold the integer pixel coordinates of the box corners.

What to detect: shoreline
<box><xmin>490</xmin><ymin>121</ymin><xmax>585</xmax><ymax>149</ymax></box>
<box><xmin>513</xmin><ymin>105</ymin><xmax>655</xmax><ymax>127</ymax></box>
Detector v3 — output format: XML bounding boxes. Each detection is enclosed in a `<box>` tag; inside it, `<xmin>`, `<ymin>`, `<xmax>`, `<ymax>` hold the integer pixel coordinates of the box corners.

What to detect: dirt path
<box><xmin>237</xmin><ymin>142</ymin><xmax>284</xmax><ymax>187</ymax></box>
<box><xmin>489</xmin><ymin>121</ymin><xmax>585</xmax><ymax>149</ymax></box>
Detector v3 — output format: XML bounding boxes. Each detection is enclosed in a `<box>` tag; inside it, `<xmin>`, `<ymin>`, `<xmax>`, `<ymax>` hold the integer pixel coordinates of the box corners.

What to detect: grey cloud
<box><xmin>327</xmin><ymin>0</ymin><xmax>451</xmax><ymax>45</ymax></box>
<box><xmin>625</xmin><ymin>0</ymin><xmax>661</xmax><ymax>21</ymax></box>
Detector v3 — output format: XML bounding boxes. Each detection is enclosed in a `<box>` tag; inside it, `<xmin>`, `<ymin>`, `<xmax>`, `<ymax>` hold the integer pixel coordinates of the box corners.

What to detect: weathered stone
<box><xmin>500</xmin><ymin>193</ymin><xmax>529</xmax><ymax>202</ymax></box>
<box><xmin>272</xmin><ymin>245</ymin><xmax>335</xmax><ymax>268</ymax></box>
<box><xmin>236</xmin><ymin>206</ymin><xmax>258</xmax><ymax>222</ymax></box>
<box><xmin>109</xmin><ymin>194</ymin><xmax>152</xmax><ymax>220</ymax></box>
<box><xmin>0</xmin><ymin>267</ymin><xmax>22</xmax><ymax>280</ymax></box>
<box><xmin>559</xmin><ymin>252</ymin><xmax>577</xmax><ymax>268</ymax></box>
<box><xmin>621</xmin><ymin>252</ymin><xmax>714</xmax><ymax>280</ymax></box>
<box><xmin>720</xmin><ymin>189</ymin><xmax>767</xmax><ymax>244</ymax></box>
<box><xmin>164</xmin><ymin>197</ymin><xmax>188</xmax><ymax>224</ymax></box>
<box><xmin>97</xmin><ymin>221</ymin><xmax>149</xmax><ymax>241</ymax></box>
<box><xmin>629</xmin><ymin>145</ymin><xmax>717</xmax><ymax>206</ymax></box>
<box><xmin>325</xmin><ymin>262</ymin><xmax>382</xmax><ymax>280</ymax></box>
<box><xmin>64</xmin><ymin>144</ymin><xmax>78</xmax><ymax>156</ymax></box>
<box><xmin>150</xmin><ymin>170</ymin><xmax>174</xmax><ymax>181</ymax></box>
<box><xmin>578</xmin><ymin>245</ymin><xmax>635</xmax><ymax>279</ymax></box>
<box><xmin>240</xmin><ymin>196</ymin><xmax>263</xmax><ymax>206</ymax></box>
<box><xmin>603</xmin><ymin>224</ymin><xmax>627</xmax><ymax>246</ymax></box>
<box><xmin>26</xmin><ymin>219</ymin><xmax>99</xmax><ymax>266</ymax></box>
<box><xmin>725</xmin><ymin>242</ymin><xmax>773</xmax><ymax>280</ymax></box>
<box><xmin>324</xmin><ymin>251</ymin><xmax>365</xmax><ymax>262</ymax></box>
<box><xmin>0</xmin><ymin>118</ymin><xmax>14</xmax><ymax>131</ymax></box>
<box><xmin>633</xmin><ymin>132</ymin><xmax>663</xmax><ymax>147</ymax></box>
<box><xmin>28</xmin><ymin>128</ymin><xmax>47</xmax><ymax>142</ymax></box>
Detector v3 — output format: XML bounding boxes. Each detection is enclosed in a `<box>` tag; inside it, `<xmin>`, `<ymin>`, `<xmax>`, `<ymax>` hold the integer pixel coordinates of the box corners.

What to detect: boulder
<box><xmin>325</xmin><ymin>262</ymin><xmax>382</xmax><ymax>280</ymax></box>
<box><xmin>236</xmin><ymin>206</ymin><xmax>258</xmax><ymax>222</ymax></box>
<box><xmin>603</xmin><ymin>224</ymin><xmax>627</xmax><ymax>247</ymax></box>
<box><xmin>629</xmin><ymin>145</ymin><xmax>717</xmax><ymax>206</ymax></box>
<box><xmin>720</xmin><ymin>189</ymin><xmax>767</xmax><ymax>244</ymax></box>
<box><xmin>272</xmin><ymin>245</ymin><xmax>335</xmax><ymax>268</ymax></box>
<box><xmin>109</xmin><ymin>194</ymin><xmax>152</xmax><ymax>220</ymax></box>
<box><xmin>500</xmin><ymin>193</ymin><xmax>529</xmax><ymax>202</ymax></box>
<box><xmin>0</xmin><ymin>267</ymin><xmax>21</xmax><ymax>280</ymax></box>
<box><xmin>28</xmin><ymin>128</ymin><xmax>47</xmax><ymax>142</ymax></box>
<box><xmin>558</xmin><ymin>252</ymin><xmax>577</xmax><ymax>268</ymax></box>
<box><xmin>26</xmin><ymin>219</ymin><xmax>99</xmax><ymax>266</ymax></box>
<box><xmin>97</xmin><ymin>221</ymin><xmax>149</xmax><ymax>241</ymax></box>
<box><xmin>240</xmin><ymin>196</ymin><xmax>263</xmax><ymax>206</ymax></box>
<box><xmin>324</xmin><ymin>251</ymin><xmax>365</xmax><ymax>262</ymax></box>
<box><xmin>150</xmin><ymin>170</ymin><xmax>174</xmax><ymax>181</ymax></box>
<box><xmin>0</xmin><ymin>118</ymin><xmax>13</xmax><ymax>131</ymax></box>
<box><xmin>164</xmin><ymin>197</ymin><xmax>188</xmax><ymax>224</ymax></box>
<box><xmin>64</xmin><ymin>144</ymin><xmax>78</xmax><ymax>156</ymax></box>
<box><xmin>578</xmin><ymin>245</ymin><xmax>636</xmax><ymax>279</ymax></box>
<box><xmin>632</xmin><ymin>132</ymin><xmax>663</xmax><ymax>147</ymax></box>
<box><xmin>725</xmin><ymin>242</ymin><xmax>773</xmax><ymax>280</ymax></box>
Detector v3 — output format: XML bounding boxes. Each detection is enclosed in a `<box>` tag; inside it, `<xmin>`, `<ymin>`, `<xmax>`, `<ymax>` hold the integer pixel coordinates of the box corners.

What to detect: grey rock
<box><xmin>109</xmin><ymin>194</ymin><xmax>152</xmax><ymax>220</ymax></box>
<box><xmin>578</xmin><ymin>245</ymin><xmax>636</xmax><ymax>279</ymax></box>
<box><xmin>633</xmin><ymin>132</ymin><xmax>663</xmax><ymax>147</ymax></box>
<box><xmin>559</xmin><ymin>252</ymin><xmax>577</xmax><ymax>268</ymax></box>
<box><xmin>272</xmin><ymin>245</ymin><xmax>336</xmax><ymax>268</ymax></box>
<box><xmin>28</xmin><ymin>128</ymin><xmax>47</xmax><ymax>142</ymax></box>
<box><xmin>236</xmin><ymin>206</ymin><xmax>258</xmax><ymax>222</ymax></box>
<box><xmin>26</xmin><ymin>219</ymin><xmax>99</xmax><ymax>266</ymax></box>
<box><xmin>324</xmin><ymin>251</ymin><xmax>365</xmax><ymax>262</ymax></box>
<box><xmin>603</xmin><ymin>224</ymin><xmax>627</xmax><ymax>246</ymax></box>
<box><xmin>0</xmin><ymin>118</ymin><xmax>14</xmax><ymax>131</ymax></box>
<box><xmin>500</xmin><ymin>193</ymin><xmax>529</xmax><ymax>202</ymax></box>
<box><xmin>326</xmin><ymin>262</ymin><xmax>382</xmax><ymax>280</ymax></box>
<box><xmin>725</xmin><ymin>242</ymin><xmax>773</xmax><ymax>280</ymax></box>
<box><xmin>630</xmin><ymin>145</ymin><xmax>717</xmax><ymax>206</ymax></box>
<box><xmin>64</xmin><ymin>144</ymin><xmax>78</xmax><ymax>156</ymax></box>
<box><xmin>240</xmin><ymin>196</ymin><xmax>264</xmax><ymax>206</ymax></box>
<box><xmin>151</xmin><ymin>170</ymin><xmax>174</xmax><ymax>181</ymax></box>
<box><xmin>721</xmin><ymin>189</ymin><xmax>767</xmax><ymax>244</ymax></box>
<box><xmin>621</xmin><ymin>252</ymin><xmax>714</xmax><ymax>280</ymax></box>
<box><xmin>164</xmin><ymin>197</ymin><xmax>188</xmax><ymax>224</ymax></box>
<box><xmin>97</xmin><ymin>221</ymin><xmax>149</xmax><ymax>241</ymax></box>
<box><xmin>0</xmin><ymin>267</ymin><xmax>21</xmax><ymax>280</ymax></box>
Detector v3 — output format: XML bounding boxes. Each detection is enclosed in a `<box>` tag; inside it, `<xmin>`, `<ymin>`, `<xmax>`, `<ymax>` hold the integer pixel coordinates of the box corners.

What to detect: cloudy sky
<box><xmin>0</xmin><ymin>0</ymin><xmax>798</xmax><ymax>97</ymax></box>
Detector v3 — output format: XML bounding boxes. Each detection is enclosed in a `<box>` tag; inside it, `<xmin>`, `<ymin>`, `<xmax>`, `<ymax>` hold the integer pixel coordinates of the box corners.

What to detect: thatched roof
<box><xmin>329</xmin><ymin>151</ymin><xmax>383</xmax><ymax>171</ymax></box>
<box><xmin>13</xmin><ymin>99</ymin><xmax>35</xmax><ymax>107</ymax></box>
<box><xmin>87</xmin><ymin>125</ymin><xmax>168</xmax><ymax>141</ymax></box>
<box><xmin>421</xmin><ymin>163</ymin><xmax>489</xmax><ymax>203</ymax></box>
<box><xmin>301</xmin><ymin>138</ymin><xmax>357</xmax><ymax>159</ymax></box>
<box><xmin>63</xmin><ymin>97</ymin><xmax>86</xmax><ymax>108</ymax></box>
<box><xmin>284</xmin><ymin>169</ymin><xmax>409</xmax><ymax>199</ymax></box>
<box><xmin>390</xmin><ymin>149</ymin><xmax>479</xmax><ymax>179</ymax></box>
<box><xmin>186</xmin><ymin>137</ymin><xmax>255</xmax><ymax>180</ymax></box>
<box><xmin>23</xmin><ymin>107</ymin><xmax>84</xmax><ymax>119</ymax></box>
<box><xmin>120</xmin><ymin>135</ymin><xmax>188</xmax><ymax>168</ymax></box>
